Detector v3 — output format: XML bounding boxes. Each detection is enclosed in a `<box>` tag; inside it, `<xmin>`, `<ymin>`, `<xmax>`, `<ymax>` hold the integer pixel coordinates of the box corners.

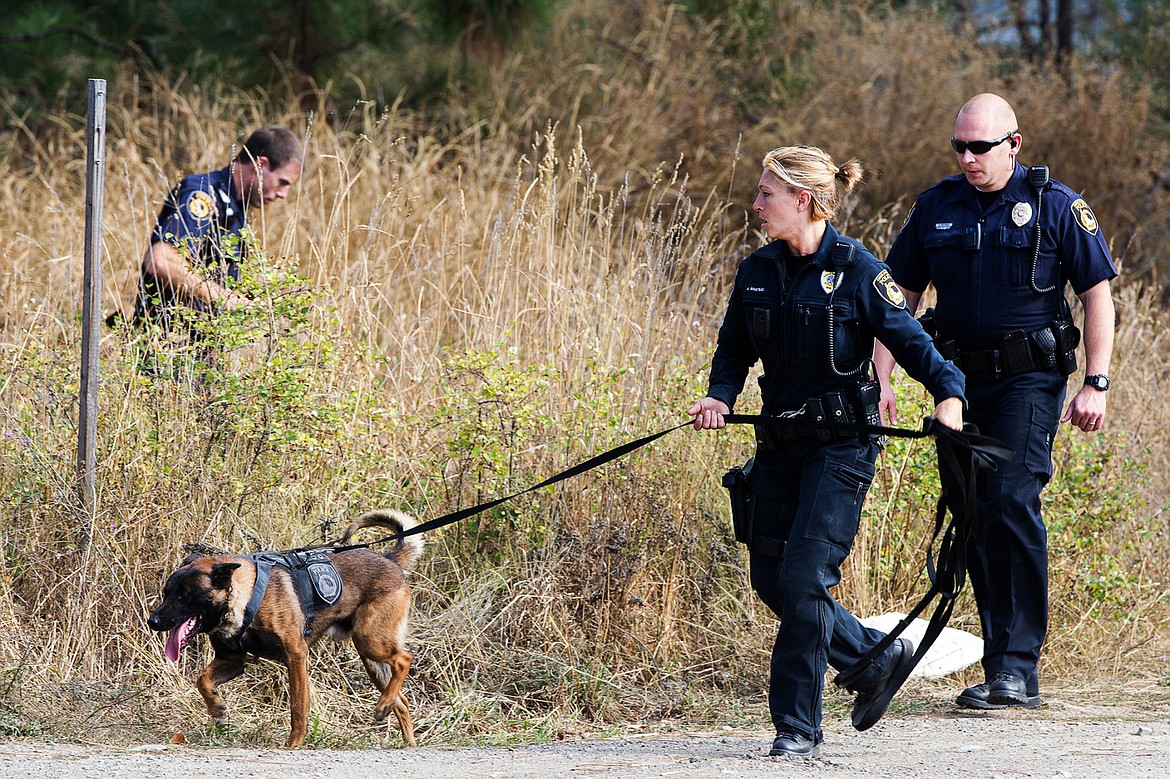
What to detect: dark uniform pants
<box><xmin>748</xmin><ymin>438</ymin><xmax>897</xmax><ymax>741</ymax></box>
<box><xmin>962</xmin><ymin>370</ymin><xmax>1065</xmax><ymax>694</ymax></box>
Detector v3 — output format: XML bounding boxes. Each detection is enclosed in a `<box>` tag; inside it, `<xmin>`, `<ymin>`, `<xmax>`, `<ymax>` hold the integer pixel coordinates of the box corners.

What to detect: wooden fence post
<box><xmin>78</xmin><ymin>78</ymin><xmax>107</xmax><ymax>550</ymax></box>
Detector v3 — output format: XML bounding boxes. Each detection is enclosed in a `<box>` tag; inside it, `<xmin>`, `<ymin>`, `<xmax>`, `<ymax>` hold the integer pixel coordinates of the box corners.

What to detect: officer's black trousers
<box><xmin>963</xmin><ymin>370</ymin><xmax>1065</xmax><ymax>693</ymax></box>
<box><xmin>748</xmin><ymin>437</ymin><xmax>898</xmax><ymax>741</ymax></box>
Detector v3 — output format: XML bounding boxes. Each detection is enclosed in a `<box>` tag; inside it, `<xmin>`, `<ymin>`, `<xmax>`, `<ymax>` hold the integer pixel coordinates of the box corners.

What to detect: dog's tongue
<box><xmin>164</xmin><ymin>616</ymin><xmax>199</xmax><ymax>662</ymax></box>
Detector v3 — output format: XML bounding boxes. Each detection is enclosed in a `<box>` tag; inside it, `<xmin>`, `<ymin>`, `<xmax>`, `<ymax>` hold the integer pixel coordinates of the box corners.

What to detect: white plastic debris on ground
<box><xmin>860</xmin><ymin>612</ymin><xmax>983</xmax><ymax>678</ymax></box>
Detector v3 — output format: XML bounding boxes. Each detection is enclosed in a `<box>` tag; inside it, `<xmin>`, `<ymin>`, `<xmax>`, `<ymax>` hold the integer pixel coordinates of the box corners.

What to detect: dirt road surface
<box><xmin>4</xmin><ymin>708</ymin><xmax>1169</xmax><ymax>779</ymax></box>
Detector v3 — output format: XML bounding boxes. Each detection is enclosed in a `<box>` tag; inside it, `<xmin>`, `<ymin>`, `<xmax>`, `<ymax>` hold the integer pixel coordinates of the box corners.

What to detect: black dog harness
<box><xmin>240</xmin><ymin>551</ymin><xmax>344</xmax><ymax>640</ymax></box>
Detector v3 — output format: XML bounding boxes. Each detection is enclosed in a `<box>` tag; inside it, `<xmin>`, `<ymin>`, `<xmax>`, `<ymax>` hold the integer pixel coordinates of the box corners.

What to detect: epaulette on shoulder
<box><xmin>920</xmin><ymin>173</ymin><xmax>968</xmax><ymax>197</ymax></box>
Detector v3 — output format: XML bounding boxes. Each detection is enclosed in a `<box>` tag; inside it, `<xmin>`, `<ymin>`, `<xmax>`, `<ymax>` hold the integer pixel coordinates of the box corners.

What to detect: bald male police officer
<box><xmin>875</xmin><ymin>94</ymin><xmax>1116</xmax><ymax>710</ymax></box>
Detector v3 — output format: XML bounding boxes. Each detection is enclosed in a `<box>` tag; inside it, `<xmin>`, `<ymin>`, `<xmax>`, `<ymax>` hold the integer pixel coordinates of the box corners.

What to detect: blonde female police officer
<box><xmin>689</xmin><ymin>146</ymin><xmax>965</xmax><ymax>757</ymax></box>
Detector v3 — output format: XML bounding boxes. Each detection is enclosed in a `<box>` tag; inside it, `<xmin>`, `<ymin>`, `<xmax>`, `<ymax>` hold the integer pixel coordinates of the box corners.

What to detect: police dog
<box><xmin>147</xmin><ymin>509</ymin><xmax>424</xmax><ymax>748</ymax></box>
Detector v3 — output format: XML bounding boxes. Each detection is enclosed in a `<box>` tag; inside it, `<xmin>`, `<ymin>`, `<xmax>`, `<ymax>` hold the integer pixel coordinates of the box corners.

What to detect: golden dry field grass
<box><xmin>1</xmin><ymin>1</ymin><xmax>1168</xmax><ymax>748</ymax></box>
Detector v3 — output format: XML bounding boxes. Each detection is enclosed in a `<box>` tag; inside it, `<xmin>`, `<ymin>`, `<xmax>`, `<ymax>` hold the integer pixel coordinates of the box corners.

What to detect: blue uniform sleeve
<box><xmin>858</xmin><ymin>260</ymin><xmax>965</xmax><ymax>405</ymax></box>
<box><xmin>152</xmin><ymin>175</ymin><xmax>222</xmax><ymax>251</ymax></box>
<box><xmin>1050</xmin><ymin>189</ymin><xmax>1117</xmax><ymax>294</ymax></box>
<box><xmin>706</xmin><ymin>268</ymin><xmax>759</xmax><ymax>412</ymax></box>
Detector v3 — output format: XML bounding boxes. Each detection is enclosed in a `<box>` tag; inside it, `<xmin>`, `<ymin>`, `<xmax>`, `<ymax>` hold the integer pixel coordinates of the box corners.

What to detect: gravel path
<box><xmin>3</xmin><ymin>713</ymin><xmax>1169</xmax><ymax>778</ymax></box>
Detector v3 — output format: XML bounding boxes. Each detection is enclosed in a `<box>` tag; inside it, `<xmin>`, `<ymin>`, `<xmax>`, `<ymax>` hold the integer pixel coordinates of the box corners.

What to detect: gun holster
<box><xmin>1053</xmin><ymin>318</ymin><xmax>1081</xmax><ymax>375</ymax></box>
<box><xmin>721</xmin><ymin>457</ymin><xmax>756</xmax><ymax>546</ymax></box>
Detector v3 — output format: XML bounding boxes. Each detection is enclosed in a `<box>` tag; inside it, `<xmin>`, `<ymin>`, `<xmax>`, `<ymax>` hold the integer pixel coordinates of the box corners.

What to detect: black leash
<box><xmin>833</xmin><ymin>422</ymin><xmax>1013</xmax><ymax>709</ymax></box>
<box><xmin>327</xmin><ymin>420</ymin><xmax>694</xmax><ymax>553</ymax></box>
<box><xmin>326</xmin><ymin>413</ymin><xmax>1003</xmax><ymax>553</ymax></box>
<box><xmin>318</xmin><ymin>408</ymin><xmax>1011</xmax><ymax>727</ymax></box>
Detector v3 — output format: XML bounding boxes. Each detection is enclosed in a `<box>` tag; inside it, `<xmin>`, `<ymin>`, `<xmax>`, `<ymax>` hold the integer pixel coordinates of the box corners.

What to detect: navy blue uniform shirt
<box><xmin>140</xmin><ymin>165</ymin><xmax>249</xmax><ymax>316</ymax></box>
<box><xmin>885</xmin><ymin>164</ymin><xmax>1117</xmax><ymax>349</ymax></box>
<box><xmin>152</xmin><ymin>165</ymin><xmax>249</xmax><ymax>271</ymax></box>
<box><xmin>707</xmin><ymin>223</ymin><xmax>965</xmax><ymax>413</ymax></box>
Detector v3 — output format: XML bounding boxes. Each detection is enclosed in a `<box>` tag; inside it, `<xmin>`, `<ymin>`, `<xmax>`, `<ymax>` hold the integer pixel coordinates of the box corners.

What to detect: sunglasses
<box><xmin>949</xmin><ymin>130</ymin><xmax>1017</xmax><ymax>155</ymax></box>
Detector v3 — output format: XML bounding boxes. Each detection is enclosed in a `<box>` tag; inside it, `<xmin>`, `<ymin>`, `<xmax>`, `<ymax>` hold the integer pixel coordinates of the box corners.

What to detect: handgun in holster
<box><xmin>721</xmin><ymin>457</ymin><xmax>756</xmax><ymax>546</ymax></box>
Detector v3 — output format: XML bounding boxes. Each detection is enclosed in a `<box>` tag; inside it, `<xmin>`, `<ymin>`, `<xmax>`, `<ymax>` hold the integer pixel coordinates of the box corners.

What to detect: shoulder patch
<box><xmin>900</xmin><ymin>203</ymin><xmax>915</xmax><ymax>231</ymax></box>
<box><xmin>185</xmin><ymin>190</ymin><xmax>215</xmax><ymax>221</ymax></box>
<box><xmin>1070</xmin><ymin>198</ymin><xmax>1098</xmax><ymax>235</ymax></box>
<box><xmin>873</xmin><ymin>269</ymin><xmax>906</xmax><ymax>309</ymax></box>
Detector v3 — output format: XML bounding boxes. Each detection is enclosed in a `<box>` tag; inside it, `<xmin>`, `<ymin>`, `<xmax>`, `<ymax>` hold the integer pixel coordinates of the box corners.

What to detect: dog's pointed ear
<box><xmin>181</xmin><ymin>553</ymin><xmax>204</xmax><ymax>566</ymax></box>
<box><xmin>210</xmin><ymin>562</ymin><xmax>242</xmax><ymax>588</ymax></box>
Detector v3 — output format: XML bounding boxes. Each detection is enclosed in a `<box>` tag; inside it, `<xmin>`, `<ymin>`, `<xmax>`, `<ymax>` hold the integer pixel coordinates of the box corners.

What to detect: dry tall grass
<box><xmin>1</xmin><ymin>0</ymin><xmax>1168</xmax><ymax>747</ymax></box>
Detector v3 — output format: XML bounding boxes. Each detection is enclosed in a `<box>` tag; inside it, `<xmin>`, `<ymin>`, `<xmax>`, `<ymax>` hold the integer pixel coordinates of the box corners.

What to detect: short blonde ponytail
<box><xmin>762</xmin><ymin>146</ymin><xmax>863</xmax><ymax>221</ymax></box>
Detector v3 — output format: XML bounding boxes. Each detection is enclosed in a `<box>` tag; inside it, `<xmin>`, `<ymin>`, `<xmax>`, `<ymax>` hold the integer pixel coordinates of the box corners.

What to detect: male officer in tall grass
<box><xmin>133</xmin><ymin>125</ymin><xmax>302</xmax><ymax>329</ymax></box>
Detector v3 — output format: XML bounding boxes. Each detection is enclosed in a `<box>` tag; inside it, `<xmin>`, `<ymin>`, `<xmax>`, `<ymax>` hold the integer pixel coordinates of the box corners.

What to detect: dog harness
<box><xmin>240</xmin><ymin>551</ymin><xmax>344</xmax><ymax>641</ymax></box>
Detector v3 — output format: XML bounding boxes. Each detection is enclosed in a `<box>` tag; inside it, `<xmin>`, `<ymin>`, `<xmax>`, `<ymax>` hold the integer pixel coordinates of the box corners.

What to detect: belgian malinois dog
<box><xmin>148</xmin><ymin>509</ymin><xmax>424</xmax><ymax>747</ymax></box>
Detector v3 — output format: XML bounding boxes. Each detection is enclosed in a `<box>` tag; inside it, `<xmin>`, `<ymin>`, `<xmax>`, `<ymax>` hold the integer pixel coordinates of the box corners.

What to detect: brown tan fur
<box><xmin>148</xmin><ymin>509</ymin><xmax>424</xmax><ymax>747</ymax></box>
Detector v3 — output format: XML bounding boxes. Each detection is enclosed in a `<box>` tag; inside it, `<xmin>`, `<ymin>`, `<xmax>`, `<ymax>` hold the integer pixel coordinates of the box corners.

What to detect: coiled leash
<box><xmin>831</xmin><ymin>420</ymin><xmax>1013</xmax><ymax>720</ymax></box>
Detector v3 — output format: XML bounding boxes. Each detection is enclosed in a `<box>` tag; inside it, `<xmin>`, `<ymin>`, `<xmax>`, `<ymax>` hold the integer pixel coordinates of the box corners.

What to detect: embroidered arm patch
<box><xmin>185</xmin><ymin>190</ymin><xmax>215</xmax><ymax>221</ymax></box>
<box><xmin>873</xmin><ymin>269</ymin><xmax>906</xmax><ymax>309</ymax></box>
<box><xmin>1071</xmin><ymin>198</ymin><xmax>1098</xmax><ymax>235</ymax></box>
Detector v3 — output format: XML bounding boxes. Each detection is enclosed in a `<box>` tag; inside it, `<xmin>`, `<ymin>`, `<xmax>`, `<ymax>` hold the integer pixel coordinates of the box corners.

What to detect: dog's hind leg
<box><xmin>359</xmin><ymin>651</ymin><xmax>416</xmax><ymax>746</ymax></box>
<box><xmin>352</xmin><ymin>589</ymin><xmax>417</xmax><ymax>745</ymax></box>
<box><xmin>196</xmin><ymin>652</ymin><xmax>248</xmax><ymax>725</ymax></box>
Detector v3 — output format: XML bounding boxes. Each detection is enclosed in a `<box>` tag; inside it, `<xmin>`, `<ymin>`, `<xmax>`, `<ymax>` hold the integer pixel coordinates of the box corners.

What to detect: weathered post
<box><xmin>78</xmin><ymin>78</ymin><xmax>106</xmax><ymax>550</ymax></box>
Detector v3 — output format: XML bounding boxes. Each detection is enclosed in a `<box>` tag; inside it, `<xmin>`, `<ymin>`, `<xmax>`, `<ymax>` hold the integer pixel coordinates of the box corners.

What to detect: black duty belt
<box><xmin>942</xmin><ymin>324</ymin><xmax>1061</xmax><ymax>378</ymax></box>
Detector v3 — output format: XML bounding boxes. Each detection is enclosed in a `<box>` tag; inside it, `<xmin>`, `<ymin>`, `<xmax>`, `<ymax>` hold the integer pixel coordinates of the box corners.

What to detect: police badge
<box><xmin>820</xmin><ymin>270</ymin><xmax>840</xmax><ymax>294</ymax></box>
<box><xmin>1011</xmin><ymin>201</ymin><xmax>1033</xmax><ymax>227</ymax></box>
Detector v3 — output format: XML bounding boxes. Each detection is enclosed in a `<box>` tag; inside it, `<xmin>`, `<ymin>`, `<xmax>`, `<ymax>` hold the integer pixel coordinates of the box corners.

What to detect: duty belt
<box><xmin>755</xmin><ymin>390</ymin><xmax>863</xmax><ymax>452</ymax></box>
<box><xmin>941</xmin><ymin>324</ymin><xmax>1061</xmax><ymax>378</ymax></box>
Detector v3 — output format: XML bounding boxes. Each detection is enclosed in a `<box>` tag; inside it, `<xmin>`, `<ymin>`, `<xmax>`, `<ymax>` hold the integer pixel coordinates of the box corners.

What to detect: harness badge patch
<box><xmin>1011</xmin><ymin>201</ymin><xmax>1033</xmax><ymax>227</ymax></box>
<box><xmin>873</xmin><ymin>269</ymin><xmax>906</xmax><ymax>309</ymax></box>
<box><xmin>186</xmin><ymin>190</ymin><xmax>215</xmax><ymax>221</ymax></box>
<box><xmin>307</xmin><ymin>558</ymin><xmax>344</xmax><ymax>605</ymax></box>
<box><xmin>820</xmin><ymin>271</ymin><xmax>840</xmax><ymax>294</ymax></box>
<box><xmin>1071</xmin><ymin>198</ymin><xmax>1098</xmax><ymax>235</ymax></box>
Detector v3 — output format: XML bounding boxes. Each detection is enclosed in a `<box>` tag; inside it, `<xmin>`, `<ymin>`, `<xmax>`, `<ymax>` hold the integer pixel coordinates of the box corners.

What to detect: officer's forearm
<box><xmin>873</xmin><ymin>341</ymin><xmax>897</xmax><ymax>383</ymax></box>
<box><xmin>1078</xmin><ymin>280</ymin><xmax>1115</xmax><ymax>377</ymax></box>
<box><xmin>142</xmin><ymin>241</ymin><xmax>237</xmax><ymax>307</ymax></box>
<box><xmin>874</xmin><ymin>288</ymin><xmax>922</xmax><ymax>382</ymax></box>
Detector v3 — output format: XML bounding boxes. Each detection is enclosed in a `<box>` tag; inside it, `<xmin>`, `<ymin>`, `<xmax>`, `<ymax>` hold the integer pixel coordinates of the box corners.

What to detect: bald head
<box><xmin>956</xmin><ymin>93</ymin><xmax>1019</xmax><ymax>135</ymax></box>
<box><xmin>952</xmin><ymin>93</ymin><xmax>1021</xmax><ymax>192</ymax></box>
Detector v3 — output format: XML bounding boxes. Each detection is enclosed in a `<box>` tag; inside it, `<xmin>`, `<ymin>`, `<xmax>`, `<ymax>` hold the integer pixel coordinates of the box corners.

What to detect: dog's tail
<box><xmin>340</xmin><ymin>509</ymin><xmax>425</xmax><ymax>572</ymax></box>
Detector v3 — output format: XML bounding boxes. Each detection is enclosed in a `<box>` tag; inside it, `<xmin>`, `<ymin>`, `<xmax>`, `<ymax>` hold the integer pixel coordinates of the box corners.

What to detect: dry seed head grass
<box><xmin>3</xmin><ymin>0</ymin><xmax>1170</xmax><ymax>744</ymax></box>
